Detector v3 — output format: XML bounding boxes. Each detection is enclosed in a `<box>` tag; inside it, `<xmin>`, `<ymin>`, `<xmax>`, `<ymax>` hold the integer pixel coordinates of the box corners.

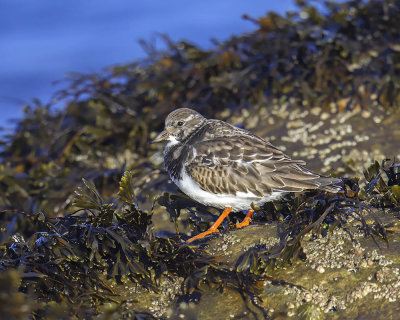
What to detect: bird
<box><xmin>152</xmin><ymin>108</ymin><xmax>341</xmax><ymax>242</ymax></box>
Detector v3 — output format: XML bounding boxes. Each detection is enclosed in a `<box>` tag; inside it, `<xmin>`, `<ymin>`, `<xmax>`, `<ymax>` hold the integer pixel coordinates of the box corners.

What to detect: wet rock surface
<box><xmin>219</xmin><ymin>105</ymin><xmax>400</xmax><ymax>177</ymax></box>
<box><xmin>117</xmin><ymin>210</ymin><xmax>400</xmax><ymax>320</ymax></box>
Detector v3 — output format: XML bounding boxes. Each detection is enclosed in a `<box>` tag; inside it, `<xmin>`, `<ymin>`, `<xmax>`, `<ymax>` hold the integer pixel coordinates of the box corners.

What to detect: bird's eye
<box><xmin>177</xmin><ymin>121</ymin><xmax>184</xmax><ymax>127</ymax></box>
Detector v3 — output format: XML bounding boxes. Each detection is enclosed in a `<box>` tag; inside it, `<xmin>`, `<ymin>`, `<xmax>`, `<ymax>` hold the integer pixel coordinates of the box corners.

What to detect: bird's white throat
<box><xmin>166</xmin><ymin>135</ymin><xmax>180</xmax><ymax>148</ymax></box>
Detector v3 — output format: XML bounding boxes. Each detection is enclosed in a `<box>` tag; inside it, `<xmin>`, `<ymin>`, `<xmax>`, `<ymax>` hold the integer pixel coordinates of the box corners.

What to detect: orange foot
<box><xmin>236</xmin><ymin>209</ymin><xmax>254</xmax><ymax>228</ymax></box>
<box><xmin>187</xmin><ymin>207</ymin><xmax>232</xmax><ymax>243</ymax></box>
<box><xmin>187</xmin><ymin>227</ymin><xmax>219</xmax><ymax>243</ymax></box>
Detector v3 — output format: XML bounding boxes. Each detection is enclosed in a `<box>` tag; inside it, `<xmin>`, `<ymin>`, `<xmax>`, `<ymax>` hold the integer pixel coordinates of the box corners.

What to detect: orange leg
<box><xmin>236</xmin><ymin>208</ymin><xmax>254</xmax><ymax>229</ymax></box>
<box><xmin>187</xmin><ymin>207</ymin><xmax>232</xmax><ymax>243</ymax></box>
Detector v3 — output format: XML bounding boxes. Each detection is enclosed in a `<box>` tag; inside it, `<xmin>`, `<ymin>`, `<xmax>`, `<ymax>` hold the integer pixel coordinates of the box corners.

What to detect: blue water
<box><xmin>0</xmin><ymin>0</ymin><xmax>296</xmax><ymax>131</ymax></box>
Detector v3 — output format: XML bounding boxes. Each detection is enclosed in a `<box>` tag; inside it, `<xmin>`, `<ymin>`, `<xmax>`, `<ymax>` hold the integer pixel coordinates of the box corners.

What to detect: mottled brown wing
<box><xmin>186</xmin><ymin>135</ymin><xmax>323</xmax><ymax>196</ymax></box>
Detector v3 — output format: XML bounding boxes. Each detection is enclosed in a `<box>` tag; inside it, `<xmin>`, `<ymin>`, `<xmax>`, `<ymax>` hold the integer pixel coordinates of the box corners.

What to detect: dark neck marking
<box><xmin>164</xmin><ymin>144</ymin><xmax>188</xmax><ymax>181</ymax></box>
<box><xmin>184</xmin><ymin>121</ymin><xmax>211</xmax><ymax>144</ymax></box>
<box><xmin>164</xmin><ymin>121</ymin><xmax>208</xmax><ymax>180</ymax></box>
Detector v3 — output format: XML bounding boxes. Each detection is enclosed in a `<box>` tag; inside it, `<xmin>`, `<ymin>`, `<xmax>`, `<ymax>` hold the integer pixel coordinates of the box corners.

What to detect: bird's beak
<box><xmin>152</xmin><ymin>130</ymin><xmax>169</xmax><ymax>143</ymax></box>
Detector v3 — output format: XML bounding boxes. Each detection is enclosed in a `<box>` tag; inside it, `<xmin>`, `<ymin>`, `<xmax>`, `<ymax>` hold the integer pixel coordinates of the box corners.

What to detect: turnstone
<box><xmin>153</xmin><ymin>108</ymin><xmax>340</xmax><ymax>242</ymax></box>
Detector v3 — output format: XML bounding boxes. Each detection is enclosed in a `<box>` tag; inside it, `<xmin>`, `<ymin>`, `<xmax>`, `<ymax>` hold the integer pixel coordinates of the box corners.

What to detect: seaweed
<box><xmin>1</xmin><ymin>167</ymin><xmax>399</xmax><ymax>318</ymax></box>
<box><xmin>156</xmin><ymin>169</ymin><xmax>396</xmax><ymax>317</ymax></box>
<box><xmin>1</xmin><ymin>0</ymin><xmax>400</xmax><ymax>318</ymax></box>
<box><xmin>1</xmin><ymin>0</ymin><xmax>400</xmax><ymax>217</ymax></box>
<box><xmin>0</xmin><ymin>172</ymin><xmax>244</xmax><ymax>318</ymax></box>
<box><xmin>361</xmin><ymin>159</ymin><xmax>400</xmax><ymax>207</ymax></box>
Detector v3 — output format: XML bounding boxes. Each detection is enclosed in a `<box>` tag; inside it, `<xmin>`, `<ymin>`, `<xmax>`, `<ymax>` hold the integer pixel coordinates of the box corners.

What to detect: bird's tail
<box><xmin>316</xmin><ymin>177</ymin><xmax>342</xmax><ymax>193</ymax></box>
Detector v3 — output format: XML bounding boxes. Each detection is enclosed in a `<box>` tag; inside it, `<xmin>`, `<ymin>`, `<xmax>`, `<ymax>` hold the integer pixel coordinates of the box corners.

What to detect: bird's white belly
<box><xmin>174</xmin><ymin>170</ymin><xmax>283</xmax><ymax>212</ymax></box>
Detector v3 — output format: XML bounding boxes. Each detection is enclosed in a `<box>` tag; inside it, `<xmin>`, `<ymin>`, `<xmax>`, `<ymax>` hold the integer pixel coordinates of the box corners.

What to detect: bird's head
<box><xmin>152</xmin><ymin>108</ymin><xmax>206</xmax><ymax>145</ymax></box>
